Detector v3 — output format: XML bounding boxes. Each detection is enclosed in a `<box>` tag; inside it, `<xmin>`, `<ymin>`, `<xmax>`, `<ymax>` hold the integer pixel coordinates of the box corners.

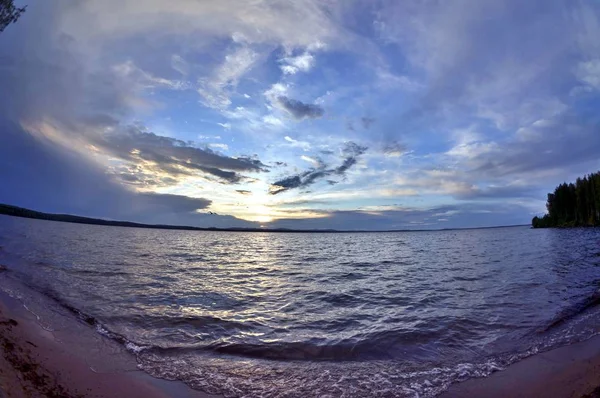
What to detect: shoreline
<box><xmin>2</xmin><ymin>279</ymin><xmax>599</xmax><ymax>398</ymax></box>
<box><xmin>441</xmin><ymin>334</ymin><xmax>600</xmax><ymax>398</ymax></box>
<box><xmin>0</xmin><ymin>260</ymin><xmax>599</xmax><ymax>397</ymax></box>
<box><xmin>0</xmin><ymin>287</ymin><xmax>216</xmax><ymax>398</ymax></box>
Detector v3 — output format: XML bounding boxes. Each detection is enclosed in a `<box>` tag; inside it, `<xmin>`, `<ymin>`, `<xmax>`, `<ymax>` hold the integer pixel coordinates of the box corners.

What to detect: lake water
<box><xmin>0</xmin><ymin>214</ymin><xmax>599</xmax><ymax>397</ymax></box>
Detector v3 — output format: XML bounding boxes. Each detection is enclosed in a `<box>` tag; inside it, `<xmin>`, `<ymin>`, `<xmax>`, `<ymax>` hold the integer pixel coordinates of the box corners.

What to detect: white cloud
<box><xmin>197</xmin><ymin>46</ymin><xmax>259</xmax><ymax>109</ymax></box>
<box><xmin>446</xmin><ymin>141</ymin><xmax>498</xmax><ymax>160</ymax></box>
<box><xmin>264</xmin><ymin>83</ymin><xmax>289</xmax><ymax>103</ymax></box>
<box><xmin>171</xmin><ymin>54</ymin><xmax>189</xmax><ymax>76</ymax></box>
<box><xmin>59</xmin><ymin>0</ymin><xmax>344</xmax><ymax>50</ymax></box>
<box><xmin>209</xmin><ymin>143</ymin><xmax>229</xmax><ymax>151</ymax></box>
<box><xmin>284</xmin><ymin>136</ymin><xmax>311</xmax><ymax>151</ymax></box>
<box><xmin>113</xmin><ymin>60</ymin><xmax>191</xmax><ymax>91</ymax></box>
<box><xmin>263</xmin><ymin>115</ymin><xmax>284</xmax><ymax>127</ymax></box>
<box><xmin>575</xmin><ymin>59</ymin><xmax>600</xmax><ymax>90</ymax></box>
<box><xmin>300</xmin><ymin>155</ymin><xmax>320</xmax><ymax>166</ymax></box>
<box><xmin>280</xmin><ymin>52</ymin><xmax>315</xmax><ymax>75</ymax></box>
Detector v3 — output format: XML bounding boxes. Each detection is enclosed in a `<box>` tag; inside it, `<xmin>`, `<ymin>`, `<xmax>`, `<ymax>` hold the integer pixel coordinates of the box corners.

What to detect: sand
<box><xmin>0</xmin><ymin>290</ymin><xmax>216</xmax><ymax>398</ymax></box>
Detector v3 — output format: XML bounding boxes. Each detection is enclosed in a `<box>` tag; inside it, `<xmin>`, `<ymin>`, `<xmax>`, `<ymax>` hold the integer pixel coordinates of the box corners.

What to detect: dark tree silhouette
<box><xmin>532</xmin><ymin>171</ymin><xmax>600</xmax><ymax>228</ymax></box>
<box><xmin>1</xmin><ymin>0</ymin><xmax>26</xmax><ymax>33</ymax></box>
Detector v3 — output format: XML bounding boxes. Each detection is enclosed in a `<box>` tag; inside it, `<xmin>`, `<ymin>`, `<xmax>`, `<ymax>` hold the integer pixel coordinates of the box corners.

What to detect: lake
<box><xmin>0</xmin><ymin>215</ymin><xmax>599</xmax><ymax>397</ymax></box>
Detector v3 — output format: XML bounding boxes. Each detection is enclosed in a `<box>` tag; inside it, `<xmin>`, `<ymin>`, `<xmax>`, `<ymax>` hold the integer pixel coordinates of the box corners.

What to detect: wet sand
<box><xmin>0</xmin><ymin>289</ymin><xmax>215</xmax><ymax>398</ymax></box>
<box><xmin>442</xmin><ymin>334</ymin><xmax>600</xmax><ymax>398</ymax></box>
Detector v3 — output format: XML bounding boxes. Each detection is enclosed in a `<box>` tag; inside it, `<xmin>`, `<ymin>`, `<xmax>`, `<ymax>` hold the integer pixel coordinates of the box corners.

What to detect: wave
<box><xmin>132</xmin><ymin>327</ymin><xmax>446</xmax><ymax>362</ymax></box>
<box><xmin>540</xmin><ymin>288</ymin><xmax>600</xmax><ymax>332</ymax></box>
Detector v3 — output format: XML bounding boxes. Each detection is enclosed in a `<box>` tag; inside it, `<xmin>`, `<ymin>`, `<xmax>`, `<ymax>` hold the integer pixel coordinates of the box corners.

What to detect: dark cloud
<box><xmin>91</xmin><ymin>127</ymin><xmax>268</xmax><ymax>185</ymax></box>
<box><xmin>334</xmin><ymin>142</ymin><xmax>367</xmax><ymax>175</ymax></box>
<box><xmin>269</xmin><ymin>142</ymin><xmax>367</xmax><ymax>194</ymax></box>
<box><xmin>361</xmin><ymin>117</ymin><xmax>375</xmax><ymax>129</ymax></box>
<box><xmin>236</xmin><ymin>190</ymin><xmax>252</xmax><ymax>195</ymax></box>
<box><xmin>136</xmin><ymin>193</ymin><xmax>211</xmax><ymax>212</ymax></box>
<box><xmin>277</xmin><ymin>96</ymin><xmax>324</xmax><ymax>120</ymax></box>
<box><xmin>0</xmin><ymin>121</ymin><xmax>255</xmax><ymax>228</ymax></box>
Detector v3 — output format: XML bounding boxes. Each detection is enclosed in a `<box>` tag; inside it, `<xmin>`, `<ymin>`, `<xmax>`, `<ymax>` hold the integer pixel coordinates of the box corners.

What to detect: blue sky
<box><xmin>1</xmin><ymin>0</ymin><xmax>600</xmax><ymax>230</ymax></box>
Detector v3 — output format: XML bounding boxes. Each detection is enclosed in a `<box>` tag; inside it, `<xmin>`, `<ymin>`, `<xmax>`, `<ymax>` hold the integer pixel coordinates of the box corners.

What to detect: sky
<box><xmin>0</xmin><ymin>0</ymin><xmax>599</xmax><ymax>230</ymax></box>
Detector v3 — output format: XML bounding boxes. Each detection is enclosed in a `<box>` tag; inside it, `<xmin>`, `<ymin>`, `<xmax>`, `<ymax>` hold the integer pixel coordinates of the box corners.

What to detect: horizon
<box><xmin>1</xmin><ymin>1</ymin><xmax>600</xmax><ymax>230</ymax></box>
<box><xmin>0</xmin><ymin>202</ymin><xmax>530</xmax><ymax>232</ymax></box>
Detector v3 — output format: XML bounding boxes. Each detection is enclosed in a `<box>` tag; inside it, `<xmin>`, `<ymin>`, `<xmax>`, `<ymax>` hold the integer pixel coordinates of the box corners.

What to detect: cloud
<box><xmin>60</xmin><ymin>0</ymin><xmax>345</xmax><ymax>50</ymax></box>
<box><xmin>374</xmin><ymin>0</ymin><xmax>599</xmax><ymax>135</ymax></box>
<box><xmin>209</xmin><ymin>143</ymin><xmax>229</xmax><ymax>151</ymax></box>
<box><xmin>277</xmin><ymin>96</ymin><xmax>324</xmax><ymax>120</ymax></box>
<box><xmin>334</xmin><ymin>142</ymin><xmax>367</xmax><ymax>175</ymax></box>
<box><xmin>575</xmin><ymin>59</ymin><xmax>600</xmax><ymax>90</ymax></box>
<box><xmin>89</xmin><ymin>126</ymin><xmax>267</xmax><ymax>185</ymax></box>
<box><xmin>198</xmin><ymin>46</ymin><xmax>259</xmax><ymax>109</ymax></box>
<box><xmin>137</xmin><ymin>193</ymin><xmax>211</xmax><ymax>212</ymax></box>
<box><xmin>280</xmin><ymin>52</ymin><xmax>315</xmax><ymax>75</ymax></box>
<box><xmin>269</xmin><ymin>142</ymin><xmax>367</xmax><ymax>194</ymax></box>
<box><xmin>235</xmin><ymin>190</ymin><xmax>252</xmax><ymax>195</ymax></box>
<box><xmin>301</xmin><ymin>155</ymin><xmax>321</xmax><ymax>166</ymax></box>
<box><xmin>269</xmin><ymin>203</ymin><xmax>533</xmax><ymax>231</ymax></box>
<box><xmin>2</xmin><ymin>0</ymin><xmax>600</xmax><ymax>231</ymax></box>
<box><xmin>0</xmin><ymin>121</ymin><xmax>258</xmax><ymax>228</ymax></box>
<box><xmin>382</xmin><ymin>142</ymin><xmax>407</xmax><ymax>157</ymax></box>
<box><xmin>113</xmin><ymin>60</ymin><xmax>191</xmax><ymax>91</ymax></box>
<box><xmin>284</xmin><ymin>136</ymin><xmax>311</xmax><ymax>151</ymax></box>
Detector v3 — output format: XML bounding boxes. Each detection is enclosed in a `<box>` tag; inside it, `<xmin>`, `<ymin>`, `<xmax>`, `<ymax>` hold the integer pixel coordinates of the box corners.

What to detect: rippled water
<box><xmin>0</xmin><ymin>215</ymin><xmax>599</xmax><ymax>397</ymax></box>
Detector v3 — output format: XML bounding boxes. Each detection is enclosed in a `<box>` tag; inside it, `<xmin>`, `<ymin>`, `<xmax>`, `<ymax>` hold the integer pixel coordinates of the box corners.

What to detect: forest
<box><xmin>532</xmin><ymin>171</ymin><xmax>600</xmax><ymax>228</ymax></box>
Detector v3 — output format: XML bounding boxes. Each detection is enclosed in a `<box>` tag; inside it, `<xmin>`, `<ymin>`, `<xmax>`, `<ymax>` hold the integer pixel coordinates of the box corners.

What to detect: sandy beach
<box><xmin>0</xmin><ymin>288</ymin><xmax>215</xmax><ymax>398</ymax></box>
<box><xmin>441</xmin><ymin>336</ymin><xmax>600</xmax><ymax>398</ymax></box>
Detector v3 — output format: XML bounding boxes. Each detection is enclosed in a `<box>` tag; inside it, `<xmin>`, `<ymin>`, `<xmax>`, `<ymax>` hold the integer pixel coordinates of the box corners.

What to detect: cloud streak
<box><xmin>270</xmin><ymin>142</ymin><xmax>367</xmax><ymax>194</ymax></box>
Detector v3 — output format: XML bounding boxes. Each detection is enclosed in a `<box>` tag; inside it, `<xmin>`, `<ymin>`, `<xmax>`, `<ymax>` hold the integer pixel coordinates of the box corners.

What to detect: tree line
<box><xmin>1</xmin><ymin>0</ymin><xmax>26</xmax><ymax>33</ymax></box>
<box><xmin>532</xmin><ymin>171</ymin><xmax>600</xmax><ymax>228</ymax></box>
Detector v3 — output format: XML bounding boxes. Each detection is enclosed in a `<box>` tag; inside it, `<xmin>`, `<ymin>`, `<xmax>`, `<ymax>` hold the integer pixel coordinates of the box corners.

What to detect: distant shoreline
<box><xmin>0</xmin><ymin>203</ymin><xmax>528</xmax><ymax>233</ymax></box>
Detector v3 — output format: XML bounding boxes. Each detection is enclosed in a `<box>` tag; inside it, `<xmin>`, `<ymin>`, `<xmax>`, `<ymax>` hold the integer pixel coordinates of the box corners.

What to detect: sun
<box><xmin>253</xmin><ymin>215</ymin><xmax>273</xmax><ymax>223</ymax></box>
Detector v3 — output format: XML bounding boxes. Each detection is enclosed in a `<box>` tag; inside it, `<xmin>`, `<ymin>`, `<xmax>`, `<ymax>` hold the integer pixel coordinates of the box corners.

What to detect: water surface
<box><xmin>0</xmin><ymin>215</ymin><xmax>599</xmax><ymax>397</ymax></box>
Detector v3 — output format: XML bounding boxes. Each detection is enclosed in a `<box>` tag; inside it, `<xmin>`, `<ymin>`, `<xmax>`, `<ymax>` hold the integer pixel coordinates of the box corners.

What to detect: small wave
<box><xmin>196</xmin><ymin>328</ymin><xmax>445</xmax><ymax>361</ymax></box>
<box><xmin>105</xmin><ymin>313</ymin><xmax>266</xmax><ymax>335</ymax></box>
<box><xmin>69</xmin><ymin>269</ymin><xmax>131</xmax><ymax>277</ymax></box>
<box><xmin>95</xmin><ymin>323</ymin><xmax>149</xmax><ymax>354</ymax></box>
<box><xmin>541</xmin><ymin>289</ymin><xmax>600</xmax><ymax>332</ymax></box>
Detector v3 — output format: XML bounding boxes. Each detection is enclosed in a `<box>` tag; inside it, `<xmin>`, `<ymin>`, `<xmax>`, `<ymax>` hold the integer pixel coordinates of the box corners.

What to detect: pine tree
<box><xmin>533</xmin><ymin>171</ymin><xmax>600</xmax><ymax>228</ymax></box>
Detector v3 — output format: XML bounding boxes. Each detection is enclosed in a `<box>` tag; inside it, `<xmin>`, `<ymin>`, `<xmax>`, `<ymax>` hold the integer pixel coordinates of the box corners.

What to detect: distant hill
<box><xmin>0</xmin><ymin>203</ymin><xmax>337</xmax><ymax>233</ymax></box>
